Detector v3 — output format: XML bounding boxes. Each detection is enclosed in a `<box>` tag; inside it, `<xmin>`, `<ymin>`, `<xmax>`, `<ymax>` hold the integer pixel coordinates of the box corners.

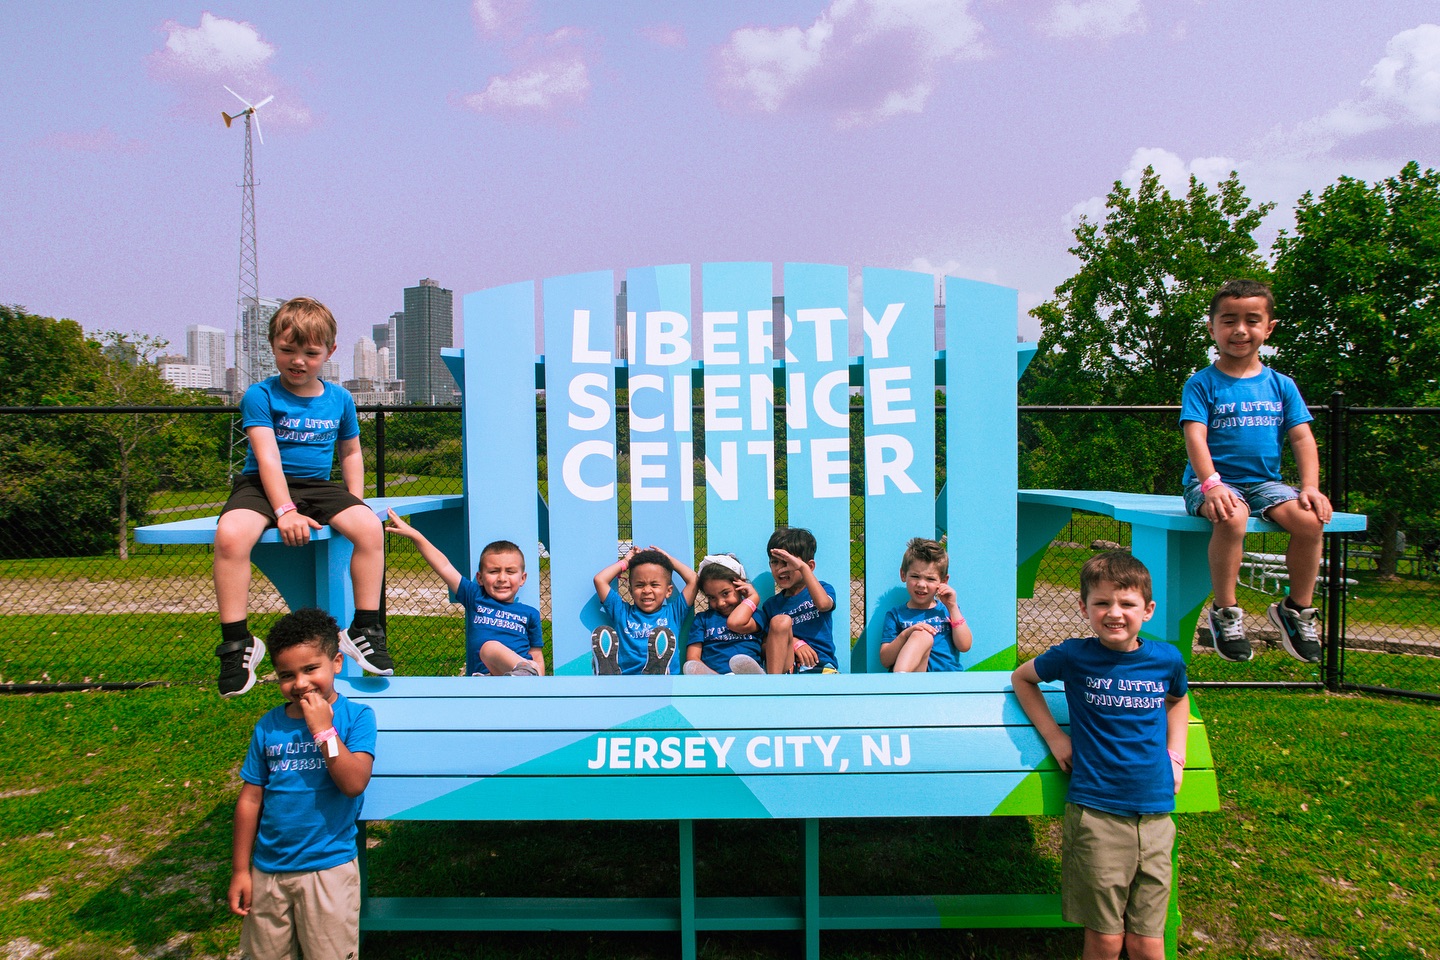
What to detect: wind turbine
<box><xmin>222</xmin><ymin>86</ymin><xmax>273</xmax><ymax>476</ymax></box>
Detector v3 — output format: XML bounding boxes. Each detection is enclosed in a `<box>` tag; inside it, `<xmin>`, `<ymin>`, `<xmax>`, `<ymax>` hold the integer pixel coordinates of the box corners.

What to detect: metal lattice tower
<box><xmin>222</xmin><ymin>88</ymin><xmax>271</xmax><ymax>478</ymax></box>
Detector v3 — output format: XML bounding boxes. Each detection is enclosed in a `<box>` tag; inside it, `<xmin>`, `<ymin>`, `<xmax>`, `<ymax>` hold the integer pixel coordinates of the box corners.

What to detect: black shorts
<box><xmin>220</xmin><ymin>475</ymin><xmax>368</xmax><ymax>527</ymax></box>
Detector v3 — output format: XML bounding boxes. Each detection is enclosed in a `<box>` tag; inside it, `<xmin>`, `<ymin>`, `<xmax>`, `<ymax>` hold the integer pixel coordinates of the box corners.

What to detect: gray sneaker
<box><xmin>729</xmin><ymin>653</ymin><xmax>765</xmax><ymax>675</ymax></box>
<box><xmin>508</xmin><ymin>659</ymin><xmax>540</xmax><ymax>677</ymax></box>
<box><xmin>1268</xmin><ymin>602</ymin><xmax>1322</xmax><ymax>663</ymax></box>
<box><xmin>1207</xmin><ymin>605</ymin><xmax>1252</xmax><ymax>662</ymax></box>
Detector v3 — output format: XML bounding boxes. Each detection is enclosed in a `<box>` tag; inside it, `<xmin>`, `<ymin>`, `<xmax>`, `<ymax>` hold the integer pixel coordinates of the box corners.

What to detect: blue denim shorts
<box><xmin>1184</xmin><ymin>479</ymin><xmax>1299</xmax><ymax>520</ymax></box>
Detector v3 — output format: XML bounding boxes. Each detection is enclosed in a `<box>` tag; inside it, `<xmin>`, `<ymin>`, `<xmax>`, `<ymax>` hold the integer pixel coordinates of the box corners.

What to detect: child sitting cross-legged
<box><xmin>592</xmin><ymin>546</ymin><xmax>698</xmax><ymax>675</ymax></box>
<box><xmin>682</xmin><ymin>554</ymin><xmax>766</xmax><ymax>675</ymax></box>
<box><xmin>384</xmin><ymin>510</ymin><xmax>544</xmax><ymax>677</ymax></box>
<box><xmin>879</xmin><ymin>537</ymin><xmax>974</xmax><ymax>672</ymax></box>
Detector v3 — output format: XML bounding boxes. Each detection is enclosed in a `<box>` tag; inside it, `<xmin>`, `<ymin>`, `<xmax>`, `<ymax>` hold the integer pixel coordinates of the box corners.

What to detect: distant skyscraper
<box><xmin>236</xmin><ymin>296</ymin><xmax>282</xmax><ymax>395</ymax></box>
<box><xmin>401</xmin><ymin>278</ymin><xmax>455</xmax><ymax>404</ymax></box>
<box><xmin>321</xmin><ymin>359</ymin><xmax>341</xmax><ymax>383</ymax></box>
<box><xmin>187</xmin><ymin>325</ymin><xmax>227</xmax><ymax>386</ymax></box>
<box><xmin>377</xmin><ymin>347</ymin><xmax>392</xmax><ymax>385</ymax></box>
<box><xmin>373</xmin><ymin>313</ymin><xmax>400</xmax><ymax>382</ymax></box>
<box><xmin>160</xmin><ymin>362</ymin><xmax>213</xmax><ymax>390</ymax></box>
<box><xmin>354</xmin><ymin>337</ymin><xmax>379</xmax><ymax>382</ymax></box>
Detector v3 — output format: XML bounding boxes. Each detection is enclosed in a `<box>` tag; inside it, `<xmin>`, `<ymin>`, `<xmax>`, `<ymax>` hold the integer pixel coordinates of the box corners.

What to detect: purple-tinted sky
<box><xmin>4</xmin><ymin>2</ymin><xmax>1437</xmax><ymax>375</ymax></box>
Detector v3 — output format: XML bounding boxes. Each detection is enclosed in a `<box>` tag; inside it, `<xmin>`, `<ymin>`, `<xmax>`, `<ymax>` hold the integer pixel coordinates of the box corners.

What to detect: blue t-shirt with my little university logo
<box><xmin>1179</xmin><ymin>364</ymin><xmax>1312</xmax><ymax>486</ymax></box>
<box><xmin>600</xmin><ymin>590</ymin><xmax>688</xmax><ymax>675</ymax></box>
<box><xmin>457</xmin><ymin>577</ymin><xmax>543</xmax><ymax>675</ymax></box>
<box><xmin>689</xmin><ymin>608</ymin><xmax>763</xmax><ymax>673</ymax></box>
<box><xmin>754</xmin><ymin>582</ymin><xmax>837</xmax><ymax>670</ymax></box>
<box><xmin>240</xmin><ymin>377</ymin><xmax>360</xmax><ymax>480</ymax></box>
<box><xmin>881</xmin><ymin>604</ymin><xmax>963</xmax><ymax>672</ymax></box>
<box><xmin>239</xmin><ymin>693</ymin><xmax>377</xmax><ymax>873</ymax></box>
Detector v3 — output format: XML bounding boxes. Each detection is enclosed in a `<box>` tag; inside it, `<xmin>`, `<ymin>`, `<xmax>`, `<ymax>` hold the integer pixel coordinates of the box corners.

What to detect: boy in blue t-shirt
<box><xmin>683</xmin><ymin>554</ymin><xmax>765</xmax><ymax>675</ymax></box>
<box><xmin>384</xmin><ymin>510</ymin><xmax>544</xmax><ymax>677</ymax></box>
<box><xmin>1011</xmin><ymin>552</ymin><xmax>1189</xmax><ymax>960</ymax></box>
<box><xmin>229</xmin><ymin>607</ymin><xmax>377</xmax><ymax>960</ymax></box>
<box><xmin>879</xmin><ymin>537</ymin><xmax>973</xmax><ymax>672</ymax></box>
<box><xmin>592</xmin><ymin>545</ymin><xmax>698</xmax><ymax>675</ymax></box>
<box><xmin>212</xmin><ymin>297</ymin><xmax>390</xmax><ymax>697</ymax></box>
<box><xmin>727</xmin><ymin>527</ymin><xmax>839</xmax><ymax>674</ymax></box>
<box><xmin>1180</xmin><ymin>279</ymin><xmax>1333</xmax><ymax>664</ymax></box>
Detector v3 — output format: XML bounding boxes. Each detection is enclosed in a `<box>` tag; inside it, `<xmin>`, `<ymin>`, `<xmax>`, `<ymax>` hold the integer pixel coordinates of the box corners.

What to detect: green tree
<box><xmin>1271</xmin><ymin>161</ymin><xmax>1440</xmax><ymax>577</ymax></box>
<box><xmin>0</xmin><ymin>306</ymin><xmax>117</xmax><ymax>558</ymax></box>
<box><xmin>1023</xmin><ymin>167</ymin><xmax>1273</xmax><ymax>493</ymax></box>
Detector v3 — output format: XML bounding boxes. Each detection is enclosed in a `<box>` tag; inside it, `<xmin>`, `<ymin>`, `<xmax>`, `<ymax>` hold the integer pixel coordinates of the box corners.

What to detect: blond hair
<box><xmin>269</xmin><ymin>297</ymin><xmax>338</xmax><ymax>348</ymax></box>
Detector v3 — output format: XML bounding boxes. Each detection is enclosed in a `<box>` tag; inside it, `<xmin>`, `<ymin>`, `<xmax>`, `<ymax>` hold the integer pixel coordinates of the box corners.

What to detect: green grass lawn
<box><xmin>0</xmin><ymin>685</ymin><xmax>1435</xmax><ymax>959</ymax></box>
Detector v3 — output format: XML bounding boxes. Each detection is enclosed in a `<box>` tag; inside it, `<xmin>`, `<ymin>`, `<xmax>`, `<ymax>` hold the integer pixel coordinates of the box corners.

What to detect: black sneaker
<box><xmin>643</xmin><ymin>627</ymin><xmax>676</xmax><ymax>675</ymax></box>
<box><xmin>591</xmin><ymin>625</ymin><xmax>620</xmax><ymax>675</ymax></box>
<box><xmin>216</xmin><ymin>635</ymin><xmax>266</xmax><ymax>697</ymax></box>
<box><xmin>1268</xmin><ymin>602</ymin><xmax>1322</xmax><ymax>663</ymax></box>
<box><xmin>1207</xmin><ymin>605</ymin><xmax>1252</xmax><ymax>662</ymax></box>
<box><xmin>339</xmin><ymin>625</ymin><xmax>394</xmax><ymax>675</ymax></box>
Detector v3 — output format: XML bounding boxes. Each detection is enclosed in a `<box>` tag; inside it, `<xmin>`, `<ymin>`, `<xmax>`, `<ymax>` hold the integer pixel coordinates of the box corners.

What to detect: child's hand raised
<box><xmin>298</xmin><ymin>689</ymin><xmax>334</xmax><ymax>736</ymax></box>
<box><xmin>734</xmin><ymin>579</ymin><xmax>757</xmax><ymax>600</ymax></box>
<box><xmin>384</xmin><ymin>508</ymin><xmax>416</xmax><ymax>538</ymax></box>
<box><xmin>936</xmin><ymin>583</ymin><xmax>957</xmax><ymax>605</ymax></box>
<box><xmin>769</xmin><ymin>548</ymin><xmax>803</xmax><ymax>571</ymax></box>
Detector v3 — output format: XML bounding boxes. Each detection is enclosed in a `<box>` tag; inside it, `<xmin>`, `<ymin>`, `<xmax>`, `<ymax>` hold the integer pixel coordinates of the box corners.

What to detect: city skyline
<box><xmin>4</xmin><ymin>3</ymin><xmax>1438</xmax><ymax>378</ymax></box>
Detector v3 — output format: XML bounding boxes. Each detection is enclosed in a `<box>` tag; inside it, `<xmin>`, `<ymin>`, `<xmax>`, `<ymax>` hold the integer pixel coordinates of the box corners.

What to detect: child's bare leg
<box><xmin>328</xmin><ymin>505</ymin><xmax>385</xmax><ymax>609</ymax></box>
<box><xmin>479</xmin><ymin>641</ymin><xmax>523</xmax><ymax>675</ymax></box>
<box><xmin>1122</xmin><ymin>932</ymin><xmax>1165</xmax><ymax>960</ymax></box>
<box><xmin>1207</xmin><ymin>507</ymin><xmax>1249</xmax><ymax>607</ymax></box>
<box><xmin>1267</xmin><ymin>501</ymin><xmax>1325</xmax><ymax>607</ymax></box>
<box><xmin>213</xmin><ymin>510</ymin><xmax>269</xmax><ymax>622</ymax></box>
<box><xmin>764</xmin><ymin>615</ymin><xmax>795</xmax><ymax>674</ymax></box>
<box><xmin>894</xmin><ymin>633</ymin><xmax>933</xmax><ymax>673</ymax></box>
<box><xmin>1081</xmin><ymin>929</ymin><xmax>1124</xmax><ymax>960</ymax></box>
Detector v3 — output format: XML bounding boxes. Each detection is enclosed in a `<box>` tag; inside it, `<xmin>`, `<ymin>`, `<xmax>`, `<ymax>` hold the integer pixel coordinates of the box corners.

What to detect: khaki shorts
<box><xmin>240</xmin><ymin>858</ymin><xmax>359</xmax><ymax>960</ymax></box>
<box><xmin>1061</xmin><ymin>803</ymin><xmax>1175</xmax><ymax>939</ymax></box>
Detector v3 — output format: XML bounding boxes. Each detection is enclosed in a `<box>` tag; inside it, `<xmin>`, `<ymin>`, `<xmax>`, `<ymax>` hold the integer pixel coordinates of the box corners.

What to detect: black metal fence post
<box><xmin>375</xmin><ymin>406</ymin><xmax>386</xmax><ymax>496</ymax></box>
<box><xmin>1325</xmin><ymin>390</ymin><xmax>1346</xmax><ymax>692</ymax></box>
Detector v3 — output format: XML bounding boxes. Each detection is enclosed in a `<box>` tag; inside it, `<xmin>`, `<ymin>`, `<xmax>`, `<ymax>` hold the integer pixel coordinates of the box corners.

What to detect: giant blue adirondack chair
<box><xmin>339</xmin><ymin>264</ymin><xmax>1222</xmax><ymax>959</ymax></box>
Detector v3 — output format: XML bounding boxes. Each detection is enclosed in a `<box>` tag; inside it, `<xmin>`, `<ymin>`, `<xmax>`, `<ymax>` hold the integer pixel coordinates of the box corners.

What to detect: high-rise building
<box><xmin>187</xmin><ymin>324</ymin><xmax>227</xmax><ymax>388</ymax></box>
<box><xmin>401</xmin><ymin>278</ymin><xmax>455</xmax><ymax>404</ymax></box>
<box><xmin>235</xmin><ymin>296</ymin><xmax>282</xmax><ymax>396</ymax></box>
<box><xmin>321</xmin><ymin>359</ymin><xmax>341</xmax><ymax>383</ymax></box>
<box><xmin>354</xmin><ymin>337</ymin><xmax>379</xmax><ymax>382</ymax></box>
<box><xmin>373</xmin><ymin>314</ymin><xmax>400</xmax><ymax>382</ymax></box>
<box><xmin>376</xmin><ymin>347</ymin><xmax>392</xmax><ymax>385</ymax></box>
<box><xmin>160</xmin><ymin>362</ymin><xmax>213</xmax><ymax>390</ymax></box>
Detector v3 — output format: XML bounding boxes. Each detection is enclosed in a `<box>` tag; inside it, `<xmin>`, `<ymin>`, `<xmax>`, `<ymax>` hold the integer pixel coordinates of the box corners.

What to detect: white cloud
<box><xmin>154</xmin><ymin>12</ymin><xmax>274</xmax><ymax>75</ymax></box>
<box><xmin>1064</xmin><ymin>147</ymin><xmax>1238</xmax><ymax>227</ymax></box>
<box><xmin>718</xmin><ymin>0</ymin><xmax>986</xmax><ymax>126</ymax></box>
<box><xmin>1038</xmin><ymin>0</ymin><xmax>1145</xmax><ymax>41</ymax></box>
<box><xmin>464</xmin><ymin>56</ymin><xmax>589</xmax><ymax>111</ymax></box>
<box><xmin>1273</xmin><ymin>23</ymin><xmax>1440</xmax><ymax>155</ymax></box>
<box><xmin>472</xmin><ymin>0</ymin><xmax>529</xmax><ymax>36</ymax></box>
<box><xmin>149</xmin><ymin>14</ymin><xmax>310</xmax><ymax>126</ymax></box>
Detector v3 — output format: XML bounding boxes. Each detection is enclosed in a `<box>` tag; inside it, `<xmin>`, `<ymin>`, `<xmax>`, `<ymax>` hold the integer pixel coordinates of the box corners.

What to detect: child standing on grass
<box><xmin>592</xmin><ymin>545</ymin><xmax>698</xmax><ymax>675</ymax></box>
<box><xmin>683</xmin><ymin>554</ymin><xmax>765</xmax><ymax>675</ymax></box>
<box><xmin>229</xmin><ymin>607</ymin><xmax>376</xmax><ymax>960</ymax></box>
<box><xmin>727</xmin><ymin>527</ymin><xmax>839</xmax><ymax>674</ymax></box>
<box><xmin>1181</xmin><ymin>279</ymin><xmax>1333</xmax><ymax>664</ymax></box>
<box><xmin>1011</xmin><ymin>552</ymin><xmax>1190</xmax><ymax>960</ymax></box>
<box><xmin>384</xmin><ymin>510</ymin><xmax>544</xmax><ymax>676</ymax></box>
<box><xmin>879</xmin><ymin>537</ymin><xmax>973</xmax><ymax>672</ymax></box>
<box><xmin>212</xmin><ymin>296</ymin><xmax>390</xmax><ymax>698</ymax></box>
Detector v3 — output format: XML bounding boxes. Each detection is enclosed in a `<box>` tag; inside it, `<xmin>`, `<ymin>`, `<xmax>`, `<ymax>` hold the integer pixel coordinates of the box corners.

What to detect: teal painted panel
<box><xmin>861</xmin><ymin>268</ymin><xmax>937</xmax><ymax>674</ymax></box>
<box><xmin>543</xmin><ymin>271</ymin><xmax>622</xmax><ymax>674</ymax></box>
<box><xmin>461</xmin><ymin>282</ymin><xmax>541</xmax><ymax>606</ymax></box>
<box><xmin>363</xmin><ymin>770</ymin><xmax>1050</xmax><ymax>820</ymax></box>
<box><xmin>945</xmin><ymin>277</ymin><xmax>1020</xmax><ymax>669</ymax></box>
<box><xmin>781</xmin><ymin>263</ymin><xmax>854</xmax><ymax>669</ymax></box>
<box><xmin>701</xmin><ymin>262</ymin><xmax>777</xmax><ymax>586</ymax></box>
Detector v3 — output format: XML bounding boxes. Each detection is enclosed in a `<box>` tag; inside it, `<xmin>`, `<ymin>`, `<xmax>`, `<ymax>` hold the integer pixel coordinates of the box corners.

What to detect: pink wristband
<box><xmin>949</xmin><ymin>615</ymin><xmax>967</xmax><ymax>628</ymax></box>
<box><xmin>794</xmin><ymin>639</ymin><xmax>811</xmax><ymax>650</ymax></box>
<box><xmin>741</xmin><ymin>596</ymin><xmax>758</xmax><ymax>613</ymax></box>
<box><xmin>1199</xmin><ymin>473</ymin><xmax>1222</xmax><ymax>494</ymax></box>
<box><xmin>1167</xmin><ymin>748</ymin><xmax>1185</xmax><ymax>766</ymax></box>
<box><xmin>314</xmin><ymin>726</ymin><xmax>340</xmax><ymax>758</ymax></box>
<box><xmin>275</xmin><ymin>501</ymin><xmax>298</xmax><ymax>519</ymax></box>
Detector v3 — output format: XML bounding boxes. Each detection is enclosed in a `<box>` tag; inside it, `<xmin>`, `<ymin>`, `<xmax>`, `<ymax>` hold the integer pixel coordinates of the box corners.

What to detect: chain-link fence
<box><xmin>2</xmin><ymin>403</ymin><xmax>1435</xmax><ymax>698</ymax></box>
